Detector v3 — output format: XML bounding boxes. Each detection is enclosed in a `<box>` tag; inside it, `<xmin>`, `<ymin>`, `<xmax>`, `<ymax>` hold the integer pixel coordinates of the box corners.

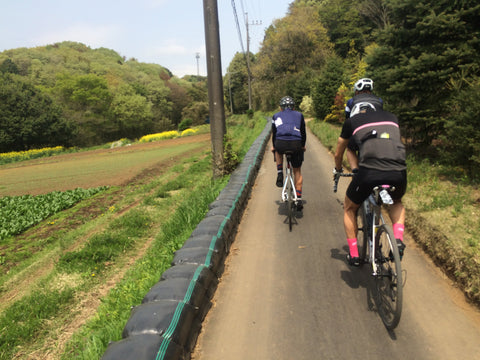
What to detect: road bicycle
<box><xmin>280</xmin><ymin>151</ymin><xmax>298</xmax><ymax>232</ymax></box>
<box><xmin>334</xmin><ymin>172</ymin><xmax>403</xmax><ymax>330</ymax></box>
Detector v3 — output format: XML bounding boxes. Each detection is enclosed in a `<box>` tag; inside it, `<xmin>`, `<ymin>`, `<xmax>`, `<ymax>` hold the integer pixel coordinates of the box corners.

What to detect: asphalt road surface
<box><xmin>191</xmin><ymin>127</ymin><xmax>480</xmax><ymax>360</ymax></box>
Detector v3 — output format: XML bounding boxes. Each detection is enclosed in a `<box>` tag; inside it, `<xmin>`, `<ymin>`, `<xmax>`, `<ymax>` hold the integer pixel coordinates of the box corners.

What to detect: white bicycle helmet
<box><xmin>354</xmin><ymin>78</ymin><xmax>374</xmax><ymax>92</ymax></box>
<box><xmin>350</xmin><ymin>102</ymin><xmax>376</xmax><ymax>117</ymax></box>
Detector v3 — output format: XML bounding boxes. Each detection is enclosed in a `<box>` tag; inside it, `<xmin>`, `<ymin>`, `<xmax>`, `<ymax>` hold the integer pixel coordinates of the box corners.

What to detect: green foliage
<box><xmin>0</xmin><ymin>187</ymin><xmax>108</xmax><ymax>240</ymax></box>
<box><xmin>56</xmin><ymin>209</ymin><xmax>151</xmax><ymax>274</ymax></box>
<box><xmin>181</xmin><ymin>101</ymin><xmax>209</xmax><ymax>126</ymax></box>
<box><xmin>0</xmin><ymin>41</ymin><xmax>207</xmax><ymax>148</ymax></box>
<box><xmin>223</xmin><ymin>134</ymin><xmax>240</xmax><ymax>174</ymax></box>
<box><xmin>311</xmin><ymin>55</ymin><xmax>346</xmax><ymax>120</ymax></box>
<box><xmin>368</xmin><ymin>0</ymin><xmax>480</xmax><ymax>146</ymax></box>
<box><xmin>0</xmin><ymin>58</ymin><xmax>19</xmax><ymax>74</ymax></box>
<box><xmin>110</xmin><ymin>85</ymin><xmax>154</xmax><ymax>139</ymax></box>
<box><xmin>0</xmin><ymin>73</ymin><xmax>75</xmax><ymax>151</ymax></box>
<box><xmin>317</xmin><ymin>0</ymin><xmax>377</xmax><ymax>57</ymax></box>
<box><xmin>299</xmin><ymin>95</ymin><xmax>314</xmax><ymax>117</ymax></box>
<box><xmin>225</xmin><ymin>52</ymin><xmax>252</xmax><ymax>114</ymax></box>
<box><xmin>0</xmin><ymin>288</ymin><xmax>75</xmax><ymax>359</ymax></box>
<box><xmin>441</xmin><ymin>77</ymin><xmax>480</xmax><ymax>179</ymax></box>
<box><xmin>178</xmin><ymin>118</ymin><xmax>193</xmax><ymax>131</ymax></box>
<box><xmin>251</xmin><ymin>3</ymin><xmax>333</xmax><ymax>110</ymax></box>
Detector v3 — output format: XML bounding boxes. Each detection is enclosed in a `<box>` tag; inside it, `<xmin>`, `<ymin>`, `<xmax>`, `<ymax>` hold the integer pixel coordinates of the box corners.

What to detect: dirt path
<box><xmin>192</xmin><ymin>129</ymin><xmax>480</xmax><ymax>359</ymax></box>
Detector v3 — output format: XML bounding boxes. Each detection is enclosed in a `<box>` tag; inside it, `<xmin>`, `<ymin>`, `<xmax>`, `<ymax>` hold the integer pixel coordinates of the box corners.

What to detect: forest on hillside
<box><xmin>227</xmin><ymin>0</ymin><xmax>480</xmax><ymax>178</ymax></box>
<box><xmin>0</xmin><ymin>0</ymin><xmax>479</xmax><ymax>178</ymax></box>
<box><xmin>0</xmin><ymin>42</ymin><xmax>209</xmax><ymax>149</ymax></box>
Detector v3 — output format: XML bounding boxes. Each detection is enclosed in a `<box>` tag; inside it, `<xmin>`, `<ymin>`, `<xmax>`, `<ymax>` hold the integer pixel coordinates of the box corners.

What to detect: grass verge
<box><xmin>0</xmin><ymin>114</ymin><xmax>267</xmax><ymax>359</ymax></box>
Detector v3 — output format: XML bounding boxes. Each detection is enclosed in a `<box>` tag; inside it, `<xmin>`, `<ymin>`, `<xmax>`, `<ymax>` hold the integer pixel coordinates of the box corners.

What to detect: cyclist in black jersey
<box><xmin>334</xmin><ymin>106</ymin><xmax>407</xmax><ymax>266</ymax></box>
<box><xmin>345</xmin><ymin>78</ymin><xmax>383</xmax><ymax>119</ymax></box>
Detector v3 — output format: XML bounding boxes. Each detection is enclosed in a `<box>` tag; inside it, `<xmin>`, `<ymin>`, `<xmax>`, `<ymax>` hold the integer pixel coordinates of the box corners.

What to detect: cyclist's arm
<box><xmin>300</xmin><ymin>115</ymin><xmax>306</xmax><ymax>148</ymax></box>
<box><xmin>271</xmin><ymin>118</ymin><xmax>277</xmax><ymax>148</ymax></box>
<box><xmin>334</xmin><ymin>137</ymin><xmax>349</xmax><ymax>171</ymax></box>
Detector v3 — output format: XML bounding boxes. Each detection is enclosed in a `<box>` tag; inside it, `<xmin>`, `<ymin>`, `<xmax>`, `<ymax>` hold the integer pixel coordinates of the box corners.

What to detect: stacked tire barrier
<box><xmin>101</xmin><ymin>121</ymin><xmax>271</xmax><ymax>360</ymax></box>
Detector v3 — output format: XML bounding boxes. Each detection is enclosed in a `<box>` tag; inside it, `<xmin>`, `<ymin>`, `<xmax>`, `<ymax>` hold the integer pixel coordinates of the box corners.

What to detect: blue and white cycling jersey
<box><xmin>272</xmin><ymin>109</ymin><xmax>305</xmax><ymax>144</ymax></box>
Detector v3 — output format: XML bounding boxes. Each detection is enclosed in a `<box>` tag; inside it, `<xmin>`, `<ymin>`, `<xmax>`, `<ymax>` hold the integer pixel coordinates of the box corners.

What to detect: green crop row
<box><xmin>0</xmin><ymin>187</ymin><xmax>108</xmax><ymax>241</ymax></box>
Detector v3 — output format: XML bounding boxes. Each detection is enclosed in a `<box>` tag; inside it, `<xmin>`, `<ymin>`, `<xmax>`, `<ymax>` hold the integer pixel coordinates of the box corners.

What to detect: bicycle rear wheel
<box><xmin>374</xmin><ymin>224</ymin><xmax>403</xmax><ymax>330</ymax></box>
<box><xmin>356</xmin><ymin>203</ymin><xmax>370</xmax><ymax>266</ymax></box>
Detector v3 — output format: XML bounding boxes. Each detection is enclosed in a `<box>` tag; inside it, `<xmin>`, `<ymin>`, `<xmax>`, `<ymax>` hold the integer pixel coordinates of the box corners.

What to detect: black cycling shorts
<box><xmin>346</xmin><ymin>167</ymin><xmax>407</xmax><ymax>205</ymax></box>
<box><xmin>274</xmin><ymin>140</ymin><xmax>304</xmax><ymax>168</ymax></box>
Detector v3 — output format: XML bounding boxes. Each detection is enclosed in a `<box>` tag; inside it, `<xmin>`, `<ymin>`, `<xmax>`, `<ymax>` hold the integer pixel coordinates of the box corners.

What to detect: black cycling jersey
<box><xmin>345</xmin><ymin>93</ymin><xmax>383</xmax><ymax>118</ymax></box>
<box><xmin>340</xmin><ymin>110</ymin><xmax>406</xmax><ymax>172</ymax></box>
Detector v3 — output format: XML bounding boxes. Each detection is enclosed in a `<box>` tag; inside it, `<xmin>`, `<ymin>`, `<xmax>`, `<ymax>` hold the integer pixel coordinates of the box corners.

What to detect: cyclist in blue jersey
<box><xmin>272</xmin><ymin>96</ymin><xmax>306</xmax><ymax>211</ymax></box>
<box><xmin>334</xmin><ymin>105</ymin><xmax>407</xmax><ymax>266</ymax></box>
<box><xmin>345</xmin><ymin>78</ymin><xmax>383</xmax><ymax>119</ymax></box>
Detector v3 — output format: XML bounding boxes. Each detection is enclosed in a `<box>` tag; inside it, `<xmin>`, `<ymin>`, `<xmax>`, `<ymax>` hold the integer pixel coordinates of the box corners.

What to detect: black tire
<box><xmin>374</xmin><ymin>224</ymin><xmax>403</xmax><ymax>330</ymax></box>
<box><xmin>356</xmin><ymin>203</ymin><xmax>370</xmax><ymax>266</ymax></box>
<box><xmin>288</xmin><ymin>185</ymin><xmax>294</xmax><ymax>232</ymax></box>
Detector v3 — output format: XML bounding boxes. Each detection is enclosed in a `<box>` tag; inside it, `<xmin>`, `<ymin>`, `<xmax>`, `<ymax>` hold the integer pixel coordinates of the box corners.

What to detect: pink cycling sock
<box><xmin>393</xmin><ymin>223</ymin><xmax>405</xmax><ymax>241</ymax></box>
<box><xmin>347</xmin><ymin>238</ymin><xmax>359</xmax><ymax>257</ymax></box>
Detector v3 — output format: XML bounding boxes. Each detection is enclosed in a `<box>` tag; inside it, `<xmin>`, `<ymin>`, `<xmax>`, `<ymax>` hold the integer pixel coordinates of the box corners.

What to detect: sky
<box><xmin>0</xmin><ymin>0</ymin><xmax>293</xmax><ymax>77</ymax></box>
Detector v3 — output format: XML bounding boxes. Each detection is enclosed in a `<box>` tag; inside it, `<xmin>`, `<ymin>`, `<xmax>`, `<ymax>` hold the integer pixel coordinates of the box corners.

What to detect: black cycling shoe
<box><xmin>296</xmin><ymin>199</ymin><xmax>303</xmax><ymax>211</ymax></box>
<box><xmin>346</xmin><ymin>253</ymin><xmax>360</xmax><ymax>267</ymax></box>
<box><xmin>397</xmin><ymin>239</ymin><xmax>406</xmax><ymax>259</ymax></box>
<box><xmin>276</xmin><ymin>172</ymin><xmax>283</xmax><ymax>187</ymax></box>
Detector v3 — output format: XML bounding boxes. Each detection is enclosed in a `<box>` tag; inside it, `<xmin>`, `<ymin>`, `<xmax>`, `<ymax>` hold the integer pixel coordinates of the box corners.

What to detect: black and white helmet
<box><xmin>350</xmin><ymin>102</ymin><xmax>376</xmax><ymax>117</ymax></box>
<box><xmin>280</xmin><ymin>96</ymin><xmax>295</xmax><ymax>109</ymax></box>
<box><xmin>354</xmin><ymin>78</ymin><xmax>374</xmax><ymax>92</ymax></box>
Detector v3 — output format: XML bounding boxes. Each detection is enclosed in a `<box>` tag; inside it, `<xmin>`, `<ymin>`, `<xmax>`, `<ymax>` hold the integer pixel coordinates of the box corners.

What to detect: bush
<box><xmin>441</xmin><ymin>78</ymin><xmax>480</xmax><ymax>179</ymax></box>
<box><xmin>178</xmin><ymin>118</ymin><xmax>193</xmax><ymax>132</ymax></box>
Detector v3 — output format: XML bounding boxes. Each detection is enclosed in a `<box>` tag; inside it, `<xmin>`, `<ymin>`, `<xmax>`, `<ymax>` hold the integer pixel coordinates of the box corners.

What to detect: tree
<box><xmin>441</xmin><ymin>77</ymin><xmax>480</xmax><ymax>178</ymax></box>
<box><xmin>0</xmin><ymin>58</ymin><xmax>19</xmax><ymax>74</ymax></box>
<box><xmin>317</xmin><ymin>0</ymin><xmax>376</xmax><ymax>58</ymax></box>
<box><xmin>181</xmin><ymin>102</ymin><xmax>209</xmax><ymax>126</ymax></box>
<box><xmin>109</xmin><ymin>85</ymin><xmax>154</xmax><ymax>139</ymax></box>
<box><xmin>225</xmin><ymin>52</ymin><xmax>250</xmax><ymax>114</ymax></box>
<box><xmin>311</xmin><ymin>55</ymin><xmax>346</xmax><ymax>120</ymax></box>
<box><xmin>251</xmin><ymin>2</ymin><xmax>333</xmax><ymax>110</ymax></box>
<box><xmin>368</xmin><ymin>0</ymin><xmax>480</xmax><ymax>146</ymax></box>
<box><xmin>0</xmin><ymin>73</ymin><xmax>74</xmax><ymax>151</ymax></box>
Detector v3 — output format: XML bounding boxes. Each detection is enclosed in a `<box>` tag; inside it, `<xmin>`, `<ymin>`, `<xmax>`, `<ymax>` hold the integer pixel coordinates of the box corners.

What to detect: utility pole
<box><xmin>203</xmin><ymin>0</ymin><xmax>226</xmax><ymax>178</ymax></box>
<box><xmin>196</xmin><ymin>52</ymin><xmax>200</xmax><ymax>76</ymax></box>
<box><xmin>245</xmin><ymin>13</ymin><xmax>261</xmax><ymax>111</ymax></box>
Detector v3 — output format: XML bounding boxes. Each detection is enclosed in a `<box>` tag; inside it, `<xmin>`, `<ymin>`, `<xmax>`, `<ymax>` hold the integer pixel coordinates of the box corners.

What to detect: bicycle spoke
<box><xmin>374</xmin><ymin>224</ymin><xmax>403</xmax><ymax>330</ymax></box>
<box><xmin>356</xmin><ymin>204</ymin><xmax>369</xmax><ymax>265</ymax></box>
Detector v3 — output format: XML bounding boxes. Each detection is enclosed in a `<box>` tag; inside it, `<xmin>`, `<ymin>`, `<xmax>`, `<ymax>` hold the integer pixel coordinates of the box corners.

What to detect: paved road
<box><xmin>191</xmin><ymin>128</ymin><xmax>480</xmax><ymax>360</ymax></box>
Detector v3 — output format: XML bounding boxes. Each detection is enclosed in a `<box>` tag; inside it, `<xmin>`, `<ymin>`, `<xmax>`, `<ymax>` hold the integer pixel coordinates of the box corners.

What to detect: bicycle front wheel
<box><xmin>374</xmin><ymin>224</ymin><xmax>403</xmax><ymax>330</ymax></box>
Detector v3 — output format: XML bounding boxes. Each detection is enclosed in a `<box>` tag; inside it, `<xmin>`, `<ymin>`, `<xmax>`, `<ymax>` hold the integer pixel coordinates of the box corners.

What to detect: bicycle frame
<box><xmin>363</xmin><ymin>186</ymin><xmax>394</xmax><ymax>276</ymax></box>
<box><xmin>281</xmin><ymin>154</ymin><xmax>298</xmax><ymax>203</ymax></box>
<box><xmin>334</xmin><ymin>172</ymin><xmax>403</xmax><ymax>330</ymax></box>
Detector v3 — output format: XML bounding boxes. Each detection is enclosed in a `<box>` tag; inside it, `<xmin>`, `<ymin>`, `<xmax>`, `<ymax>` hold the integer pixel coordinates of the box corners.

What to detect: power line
<box><xmin>231</xmin><ymin>0</ymin><xmax>246</xmax><ymax>55</ymax></box>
